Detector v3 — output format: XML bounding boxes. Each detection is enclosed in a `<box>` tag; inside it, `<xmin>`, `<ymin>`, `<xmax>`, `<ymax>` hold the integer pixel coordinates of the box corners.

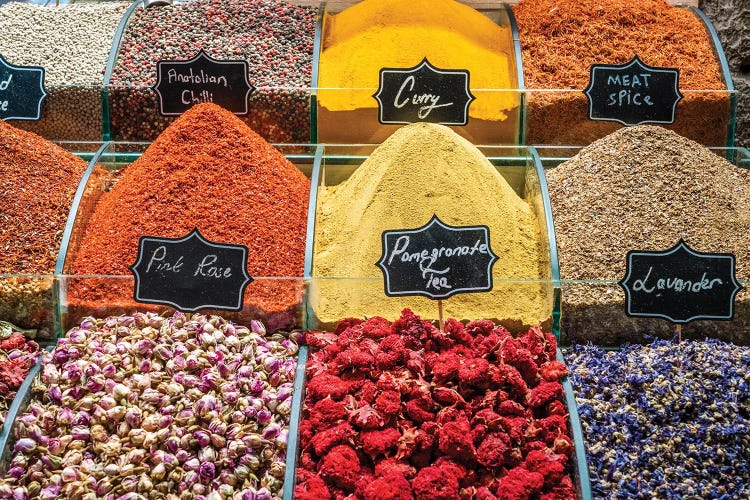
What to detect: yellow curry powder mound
<box><xmin>312</xmin><ymin>123</ymin><xmax>552</xmax><ymax>329</ymax></box>
<box><xmin>318</xmin><ymin>0</ymin><xmax>517</xmax><ymax>122</ymax></box>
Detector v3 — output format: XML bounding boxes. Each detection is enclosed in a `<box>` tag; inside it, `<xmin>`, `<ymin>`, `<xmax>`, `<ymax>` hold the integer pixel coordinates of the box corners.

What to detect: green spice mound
<box><xmin>547</xmin><ymin>125</ymin><xmax>750</xmax><ymax>344</ymax></box>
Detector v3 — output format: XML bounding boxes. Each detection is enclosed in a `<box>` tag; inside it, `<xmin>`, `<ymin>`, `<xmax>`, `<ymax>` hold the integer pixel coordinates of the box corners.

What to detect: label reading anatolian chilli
<box><xmin>130</xmin><ymin>228</ymin><xmax>253</xmax><ymax>312</ymax></box>
<box><xmin>152</xmin><ymin>50</ymin><xmax>254</xmax><ymax>116</ymax></box>
<box><xmin>373</xmin><ymin>58</ymin><xmax>475</xmax><ymax>125</ymax></box>
<box><xmin>0</xmin><ymin>54</ymin><xmax>47</xmax><ymax>121</ymax></box>
<box><xmin>619</xmin><ymin>240</ymin><xmax>742</xmax><ymax>323</ymax></box>
<box><xmin>377</xmin><ymin>215</ymin><xmax>498</xmax><ymax>300</ymax></box>
<box><xmin>584</xmin><ymin>56</ymin><xmax>682</xmax><ymax>126</ymax></box>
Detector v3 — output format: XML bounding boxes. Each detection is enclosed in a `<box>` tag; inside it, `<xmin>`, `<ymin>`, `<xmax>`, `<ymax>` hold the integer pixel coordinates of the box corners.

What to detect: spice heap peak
<box><xmin>69</xmin><ymin>103</ymin><xmax>310</xmax><ymax>327</ymax></box>
<box><xmin>313</xmin><ymin>122</ymin><xmax>551</xmax><ymax>329</ymax></box>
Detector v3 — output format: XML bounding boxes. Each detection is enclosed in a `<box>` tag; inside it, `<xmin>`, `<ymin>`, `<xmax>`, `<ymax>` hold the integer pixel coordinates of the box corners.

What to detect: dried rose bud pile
<box><xmin>0</xmin><ymin>324</ymin><xmax>40</xmax><ymax>430</ymax></box>
<box><xmin>0</xmin><ymin>312</ymin><xmax>298</xmax><ymax>499</ymax></box>
<box><xmin>295</xmin><ymin>309</ymin><xmax>576</xmax><ymax>500</ymax></box>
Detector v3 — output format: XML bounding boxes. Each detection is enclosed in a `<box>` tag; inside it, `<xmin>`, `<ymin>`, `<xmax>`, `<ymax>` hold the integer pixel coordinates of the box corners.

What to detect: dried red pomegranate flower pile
<box><xmin>295</xmin><ymin>309</ymin><xmax>576</xmax><ymax>500</ymax></box>
<box><xmin>0</xmin><ymin>332</ymin><xmax>40</xmax><ymax>427</ymax></box>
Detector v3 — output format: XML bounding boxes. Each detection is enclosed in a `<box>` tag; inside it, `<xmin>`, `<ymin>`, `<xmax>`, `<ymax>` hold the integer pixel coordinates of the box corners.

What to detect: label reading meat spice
<box><xmin>377</xmin><ymin>215</ymin><xmax>498</xmax><ymax>300</ymax></box>
<box><xmin>583</xmin><ymin>56</ymin><xmax>682</xmax><ymax>126</ymax></box>
<box><xmin>130</xmin><ymin>228</ymin><xmax>253</xmax><ymax>312</ymax></box>
<box><xmin>373</xmin><ymin>58</ymin><xmax>475</xmax><ymax>125</ymax></box>
<box><xmin>619</xmin><ymin>240</ymin><xmax>742</xmax><ymax>323</ymax></box>
<box><xmin>0</xmin><ymin>54</ymin><xmax>47</xmax><ymax>121</ymax></box>
<box><xmin>152</xmin><ymin>50</ymin><xmax>254</xmax><ymax>116</ymax></box>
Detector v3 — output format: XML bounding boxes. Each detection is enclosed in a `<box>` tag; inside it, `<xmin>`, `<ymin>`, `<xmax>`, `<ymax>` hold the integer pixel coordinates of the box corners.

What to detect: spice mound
<box><xmin>69</xmin><ymin>103</ymin><xmax>310</xmax><ymax>330</ymax></box>
<box><xmin>109</xmin><ymin>0</ymin><xmax>315</xmax><ymax>142</ymax></box>
<box><xmin>313</xmin><ymin>122</ymin><xmax>551</xmax><ymax>330</ymax></box>
<box><xmin>513</xmin><ymin>0</ymin><xmax>729</xmax><ymax>146</ymax></box>
<box><xmin>317</xmin><ymin>0</ymin><xmax>519</xmax><ymax>144</ymax></box>
<box><xmin>296</xmin><ymin>309</ymin><xmax>576</xmax><ymax>500</ymax></box>
<box><xmin>546</xmin><ymin>125</ymin><xmax>750</xmax><ymax>344</ymax></box>
<box><xmin>565</xmin><ymin>339</ymin><xmax>750</xmax><ymax>498</ymax></box>
<box><xmin>0</xmin><ymin>324</ymin><xmax>40</xmax><ymax>431</ymax></box>
<box><xmin>0</xmin><ymin>120</ymin><xmax>89</xmax><ymax>335</ymax></box>
<box><xmin>0</xmin><ymin>312</ymin><xmax>299</xmax><ymax>499</ymax></box>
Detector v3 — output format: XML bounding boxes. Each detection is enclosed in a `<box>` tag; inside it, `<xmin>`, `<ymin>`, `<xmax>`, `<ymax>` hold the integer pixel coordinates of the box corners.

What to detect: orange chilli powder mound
<box><xmin>69</xmin><ymin>103</ymin><xmax>310</xmax><ymax>330</ymax></box>
<box><xmin>513</xmin><ymin>0</ymin><xmax>729</xmax><ymax>146</ymax></box>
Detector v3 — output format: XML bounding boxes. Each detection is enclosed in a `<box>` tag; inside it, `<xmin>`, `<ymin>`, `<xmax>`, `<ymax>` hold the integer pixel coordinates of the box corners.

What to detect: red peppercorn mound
<box><xmin>69</xmin><ymin>103</ymin><xmax>310</xmax><ymax>328</ymax></box>
<box><xmin>296</xmin><ymin>309</ymin><xmax>576</xmax><ymax>500</ymax></box>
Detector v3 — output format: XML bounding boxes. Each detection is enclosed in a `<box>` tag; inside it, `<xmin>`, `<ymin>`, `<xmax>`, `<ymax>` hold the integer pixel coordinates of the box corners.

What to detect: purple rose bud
<box><xmin>199</xmin><ymin>462</ymin><xmax>216</xmax><ymax>480</ymax></box>
<box><xmin>49</xmin><ymin>385</ymin><xmax>62</xmax><ymax>403</ymax></box>
<box><xmin>256</xmin><ymin>409</ymin><xmax>272</xmax><ymax>425</ymax></box>
<box><xmin>13</xmin><ymin>438</ymin><xmax>36</xmax><ymax>454</ymax></box>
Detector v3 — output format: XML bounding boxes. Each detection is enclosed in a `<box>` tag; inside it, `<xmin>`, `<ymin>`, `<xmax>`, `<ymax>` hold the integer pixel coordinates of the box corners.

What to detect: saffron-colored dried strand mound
<box><xmin>513</xmin><ymin>0</ymin><xmax>729</xmax><ymax>146</ymax></box>
<box><xmin>69</xmin><ymin>103</ymin><xmax>310</xmax><ymax>322</ymax></box>
<box><xmin>514</xmin><ymin>0</ymin><xmax>723</xmax><ymax>90</ymax></box>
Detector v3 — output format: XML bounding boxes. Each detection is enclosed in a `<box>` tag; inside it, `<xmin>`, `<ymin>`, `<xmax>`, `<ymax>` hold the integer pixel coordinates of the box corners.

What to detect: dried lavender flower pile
<box><xmin>109</xmin><ymin>0</ymin><xmax>315</xmax><ymax>142</ymax></box>
<box><xmin>565</xmin><ymin>339</ymin><xmax>750</xmax><ymax>499</ymax></box>
<box><xmin>0</xmin><ymin>312</ymin><xmax>298</xmax><ymax>499</ymax></box>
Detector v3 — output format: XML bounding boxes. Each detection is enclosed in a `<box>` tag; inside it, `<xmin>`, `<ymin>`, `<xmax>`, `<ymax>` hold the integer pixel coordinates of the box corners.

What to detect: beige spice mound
<box><xmin>546</xmin><ymin>125</ymin><xmax>750</xmax><ymax>344</ymax></box>
<box><xmin>313</xmin><ymin>122</ymin><xmax>552</xmax><ymax>330</ymax></box>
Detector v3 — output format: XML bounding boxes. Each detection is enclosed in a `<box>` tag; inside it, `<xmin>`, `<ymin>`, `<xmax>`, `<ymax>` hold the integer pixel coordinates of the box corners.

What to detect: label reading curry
<box><xmin>152</xmin><ymin>50</ymin><xmax>254</xmax><ymax>116</ymax></box>
<box><xmin>377</xmin><ymin>215</ymin><xmax>498</xmax><ymax>300</ymax></box>
<box><xmin>373</xmin><ymin>58</ymin><xmax>475</xmax><ymax>125</ymax></box>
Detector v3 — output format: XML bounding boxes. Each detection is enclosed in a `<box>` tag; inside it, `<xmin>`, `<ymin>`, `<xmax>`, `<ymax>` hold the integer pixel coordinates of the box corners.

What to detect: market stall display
<box><xmin>106</xmin><ymin>0</ymin><xmax>316</xmax><ymax>143</ymax></box>
<box><xmin>0</xmin><ymin>0</ymin><xmax>747</xmax><ymax>496</ymax></box>
<box><xmin>0</xmin><ymin>1</ymin><xmax>128</xmax><ymax>141</ymax></box>
<box><xmin>545</xmin><ymin>125</ymin><xmax>750</xmax><ymax>344</ymax></box>
<box><xmin>565</xmin><ymin>340</ymin><xmax>750</xmax><ymax>498</ymax></box>
<box><xmin>0</xmin><ymin>311</ymin><xmax>299</xmax><ymax>498</ymax></box>
<box><xmin>0</xmin><ymin>120</ymin><xmax>95</xmax><ymax>338</ymax></box>
<box><xmin>310</xmin><ymin>123</ymin><xmax>554</xmax><ymax>330</ymax></box>
<box><xmin>64</xmin><ymin>103</ymin><xmax>311</xmax><ymax>331</ymax></box>
<box><xmin>295</xmin><ymin>309</ymin><xmax>578</xmax><ymax>500</ymax></box>
<box><xmin>316</xmin><ymin>0</ymin><xmax>521</xmax><ymax>145</ymax></box>
<box><xmin>513</xmin><ymin>0</ymin><xmax>735</xmax><ymax>147</ymax></box>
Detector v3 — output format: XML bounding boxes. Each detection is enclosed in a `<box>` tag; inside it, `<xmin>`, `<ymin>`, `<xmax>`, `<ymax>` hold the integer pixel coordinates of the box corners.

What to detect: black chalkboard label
<box><xmin>376</xmin><ymin>215</ymin><xmax>498</xmax><ymax>300</ymax></box>
<box><xmin>373</xmin><ymin>58</ymin><xmax>475</xmax><ymax>126</ymax></box>
<box><xmin>583</xmin><ymin>56</ymin><xmax>682</xmax><ymax>126</ymax></box>
<box><xmin>152</xmin><ymin>50</ymin><xmax>254</xmax><ymax>116</ymax></box>
<box><xmin>619</xmin><ymin>240</ymin><xmax>742</xmax><ymax>323</ymax></box>
<box><xmin>0</xmin><ymin>54</ymin><xmax>47</xmax><ymax>121</ymax></box>
<box><xmin>130</xmin><ymin>229</ymin><xmax>253</xmax><ymax>312</ymax></box>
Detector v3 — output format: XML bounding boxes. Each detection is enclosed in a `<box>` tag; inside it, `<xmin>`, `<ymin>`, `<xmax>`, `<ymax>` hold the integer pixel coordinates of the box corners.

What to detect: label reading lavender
<box><xmin>373</xmin><ymin>58</ymin><xmax>475</xmax><ymax>125</ymax></box>
<box><xmin>0</xmin><ymin>54</ymin><xmax>47</xmax><ymax>121</ymax></box>
<box><xmin>130</xmin><ymin>228</ymin><xmax>253</xmax><ymax>312</ymax></box>
<box><xmin>619</xmin><ymin>240</ymin><xmax>742</xmax><ymax>323</ymax></box>
<box><xmin>152</xmin><ymin>50</ymin><xmax>254</xmax><ymax>116</ymax></box>
<box><xmin>376</xmin><ymin>215</ymin><xmax>498</xmax><ymax>300</ymax></box>
<box><xmin>583</xmin><ymin>56</ymin><xmax>682</xmax><ymax>126</ymax></box>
